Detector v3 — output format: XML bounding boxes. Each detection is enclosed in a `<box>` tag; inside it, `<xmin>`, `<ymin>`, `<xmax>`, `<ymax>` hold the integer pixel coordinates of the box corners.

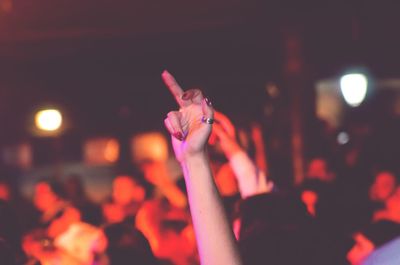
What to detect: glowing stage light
<box><xmin>35</xmin><ymin>109</ymin><xmax>63</xmax><ymax>131</ymax></box>
<box><xmin>340</xmin><ymin>73</ymin><xmax>368</xmax><ymax>107</ymax></box>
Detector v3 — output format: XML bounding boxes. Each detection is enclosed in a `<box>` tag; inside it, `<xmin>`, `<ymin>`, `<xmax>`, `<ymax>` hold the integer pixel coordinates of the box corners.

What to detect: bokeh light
<box><xmin>340</xmin><ymin>73</ymin><xmax>368</xmax><ymax>107</ymax></box>
<box><xmin>337</xmin><ymin>131</ymin><xmax>350</xmax><ymax>145</ymax></box>
<box><xmin>35</xmin><ymin>109</ymin><xmax>63</xmax><ymax>131</ymax></box>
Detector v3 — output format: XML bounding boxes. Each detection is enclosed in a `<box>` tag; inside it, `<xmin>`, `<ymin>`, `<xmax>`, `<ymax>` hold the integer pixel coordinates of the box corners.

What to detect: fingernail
<box><xmin>182</xmin><ymin>91</ymin><xmax>191</xmax><ymax>100</ymax></box>
<box><xmin>204</xmin><ymin>97</ymin><xmax>212</xmax><ymax>106</ymax></box>
<box><xmin>174</xmin><ymin>132</ymin><xmax>184</xmax><ymax>141</ymax></box>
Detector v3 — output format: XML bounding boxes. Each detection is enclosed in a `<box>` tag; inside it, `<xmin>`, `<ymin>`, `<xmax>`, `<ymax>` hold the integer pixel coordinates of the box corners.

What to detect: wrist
<box><xmin>180</xmin><ymin>152</ymin><xmax>212</xmax><ymax>182</ymax></box>
<box><xmin>180</xmin><ymin>151</ymin><xmax>208</xmax><ymax>165</ymax></box>
<box><xmin>222</xmin><ymin>143</ymin><xmax>243</xmax><ymax>159</ymax></box>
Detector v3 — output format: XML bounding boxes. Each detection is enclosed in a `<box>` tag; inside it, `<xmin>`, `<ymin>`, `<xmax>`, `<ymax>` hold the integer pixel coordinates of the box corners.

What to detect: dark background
<box><xmin>1</xmin><ymin>1</ymin><xmax>399</xmax><ymax>136</ymax></box>
<box><xmin>0</xmin><ymin>1</ymin><xmax>399</xmax><ymax>185</ymax></box>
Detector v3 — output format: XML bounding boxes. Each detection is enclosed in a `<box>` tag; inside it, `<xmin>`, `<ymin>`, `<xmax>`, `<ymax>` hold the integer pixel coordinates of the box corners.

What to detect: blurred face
<box><xmin>102</xmin><ymin>203</ymin><xmax>125</xmax><ymax>224</ymax></box>
<box><xmin>347</xmin><ymin>233</ymin><xmax>375</xmax><ymax>265</ymax></box>
<box><xmin>34</xmin><ymin>182</ymin><xmax>59</xmax><ymax>212</ymax></box>
<box><xmin>306</xmin><ymin>158</ymin><xmax>336</xmax><ymax>182</ymax></box>
<box><xmin>370</xmin><ymin>171</ymin><xmax>396</xmax><ymax>202</ymax></box>
<box><xmin>306</xmin><ymin>158</ymin><xmax>328</xmax><ymax>180</ymax></box>
<box><xmin>112</xmin><ymin>176</ymin><xmax>145</xmax><ymax>206</ymax></box>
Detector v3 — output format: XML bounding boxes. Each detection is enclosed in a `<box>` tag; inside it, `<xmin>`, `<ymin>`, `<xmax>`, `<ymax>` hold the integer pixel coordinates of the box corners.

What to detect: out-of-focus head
<box><xmin>102</xmin><ymin>203</ymin><xmax>125</xmax><ymax>224</ymax></box>
<box><xmin>112</xmin><ymin>175</ymin><xmax>145</xmax><ymax>206</ymax></box>
<box><xmin>34</xmin><ymin>181</ymin><xmax>62</xmax><ymax>212</ymax></box>
<box><xmin>369</xmin><ymin>171</ymin><xmax>397</xmax><ymax>202</ymax></box>
<box><xmin>305</xmin><ymin>157</ymin><xmax>335</xmax><ymax>182</ymax></box>
<box><xmin>306</xmin><ymin>158</ymin><xmax>326</xmax><ymax>178</ymax></box>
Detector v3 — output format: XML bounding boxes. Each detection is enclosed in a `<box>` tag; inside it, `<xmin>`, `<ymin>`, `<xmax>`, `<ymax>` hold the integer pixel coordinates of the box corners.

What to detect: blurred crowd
<box><xmin>0</xmin><ymin>110</ymin><xmax>400</xmax><ymax>265</ymax></box>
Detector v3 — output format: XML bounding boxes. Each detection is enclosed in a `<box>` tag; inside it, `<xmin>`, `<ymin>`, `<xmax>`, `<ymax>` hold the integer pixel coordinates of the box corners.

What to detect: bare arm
<box><xmin>182</xmin><ymin>153</ymin><xmax>241</xmax><ymax>265</ymax></box>
<box><xmin>162</xmin><ymin>71</ymin><xmax>242</xmax><ymax>265</ymax></box>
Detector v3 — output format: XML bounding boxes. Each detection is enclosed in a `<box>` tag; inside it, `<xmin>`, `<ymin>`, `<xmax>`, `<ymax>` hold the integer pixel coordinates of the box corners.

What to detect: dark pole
<box><xmin>283</xmin><ymin>26</ymin><xmax>306</xmax><ymax>185</ymax></box>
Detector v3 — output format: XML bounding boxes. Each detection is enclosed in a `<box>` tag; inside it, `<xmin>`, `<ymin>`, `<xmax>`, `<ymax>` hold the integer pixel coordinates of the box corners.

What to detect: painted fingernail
<box><xmin>181</xmin><ymin>91</ymin><xmax>192</xmax><ymax>100</ymax></box>
<box><xmin>174</xmin><ymin>132</ymin><xmax>184</xmax><ymax>141</ymax></box>
<box><xmin>204</xmin><ymin>97</ymin><xmax>212</xmax><ymax>106</ymax></box>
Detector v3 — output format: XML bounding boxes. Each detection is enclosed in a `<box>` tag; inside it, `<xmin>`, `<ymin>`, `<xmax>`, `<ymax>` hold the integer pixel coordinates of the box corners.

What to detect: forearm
<box><xmin>220</xmin><ymin>137</ymin><xmax>273</xmax><ymax>198</ymax></box>
<box><xmin>229</xmin><ymin>151</ymin><xmax>273</xmax><ymax>198</ymax></box>
<box><xmin>181</xmin><ymin>152</ymin><xmax>242</xmax><ymax>265</ymax></box>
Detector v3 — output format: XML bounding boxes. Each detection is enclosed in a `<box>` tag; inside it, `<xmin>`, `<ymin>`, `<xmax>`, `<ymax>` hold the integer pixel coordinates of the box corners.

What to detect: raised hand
<box><xmin>162</xmin><ymin>71</ymin><xmax>242</xmax><ymax>265</ymax></box>
<box><xmin>208</xmin><ymin>111</ymin><xmax>236</xmax><ymax>145</ymax></box>
<box><xmin>211</xmin><ymin>111</ymin><xmax>242</xmax><ymax>159</ymax></box>
<box><xmin>162</xmin><ymin>70</ymin><xmax>214</xmax><ymax>162</ymax></box>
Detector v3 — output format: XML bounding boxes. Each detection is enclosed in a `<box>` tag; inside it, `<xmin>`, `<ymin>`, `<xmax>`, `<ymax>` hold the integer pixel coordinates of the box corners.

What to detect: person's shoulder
<box><xmin>363</xmin><ymin>236</ymin><xmax>400</xmax><ymax>265</ymax></box>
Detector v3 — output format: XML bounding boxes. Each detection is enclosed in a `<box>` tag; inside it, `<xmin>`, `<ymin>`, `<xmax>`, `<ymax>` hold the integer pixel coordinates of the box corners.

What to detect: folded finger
<box><xmin>164</xmin><ymin>117</ymin><xmax>174</xmax><ymax>135</ymax></box>
<box><xmin>166</xmin><ymin>111</ymin><xmax>185</xmax><ymax>140</ymax></box>
<box><xmin>183</xmin><ymin>89</ymin><xmax>203</xmax><ymax>105</ymax></box>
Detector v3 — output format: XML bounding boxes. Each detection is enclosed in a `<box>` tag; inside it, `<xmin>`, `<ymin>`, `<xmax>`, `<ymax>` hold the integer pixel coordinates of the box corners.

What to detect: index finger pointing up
<box><xmin>162</xmin><ymin>70</ymin><xmax>187</xmax><ymax>107</ymax></box>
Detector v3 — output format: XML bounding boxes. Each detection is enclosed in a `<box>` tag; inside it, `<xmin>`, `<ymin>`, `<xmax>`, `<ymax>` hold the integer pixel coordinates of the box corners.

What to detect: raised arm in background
<box><xmin>162</xmin><ymin>70</ymin><xmax>242</xmax><ymax>265</ymax></box>
<box><xmin>212</xmin><ymin>112</ymin><xmax>274</xmax><ymax>198</ymax></box>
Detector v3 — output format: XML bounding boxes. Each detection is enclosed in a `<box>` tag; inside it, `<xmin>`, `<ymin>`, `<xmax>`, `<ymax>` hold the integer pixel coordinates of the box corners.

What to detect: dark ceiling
<box><xmin>0</xmin><ymin>1</ymin><xmax>399</xmax><ymax>140</ymax></box>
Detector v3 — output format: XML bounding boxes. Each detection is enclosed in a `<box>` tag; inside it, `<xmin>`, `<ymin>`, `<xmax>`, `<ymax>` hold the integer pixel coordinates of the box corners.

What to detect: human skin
<box><xmin>162</xmin><ymin>70</ymin><xmax>242</xmax><ymax>265</ymax></box>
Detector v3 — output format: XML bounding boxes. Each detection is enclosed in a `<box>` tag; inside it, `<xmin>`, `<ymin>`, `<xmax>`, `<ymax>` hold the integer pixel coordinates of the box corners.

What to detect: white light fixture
<box><xmin>340</xmin><ymin>73</ymin><xmax>368</xmax><ymax>107</ymax></box>
<box><xmin>35</xmin><ymin>109</ymin><xmax>63</xmax><ymax>132</ymax></box>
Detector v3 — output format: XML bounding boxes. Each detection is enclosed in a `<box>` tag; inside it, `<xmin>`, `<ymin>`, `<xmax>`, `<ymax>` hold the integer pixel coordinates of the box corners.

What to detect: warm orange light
<box><xmin>131</xmin><ymin>132</ymin><xmax>169</xmax><ymax>163</ymax></box>
<box><xmin>84</xmin><ymin>137</ymin><xmax>120</xmax><ymax>165</ymax></box>
<box><xmin>104</xmin><ymin>139</ymin><xmax>120</xmax><ymax>162</ymax></box>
